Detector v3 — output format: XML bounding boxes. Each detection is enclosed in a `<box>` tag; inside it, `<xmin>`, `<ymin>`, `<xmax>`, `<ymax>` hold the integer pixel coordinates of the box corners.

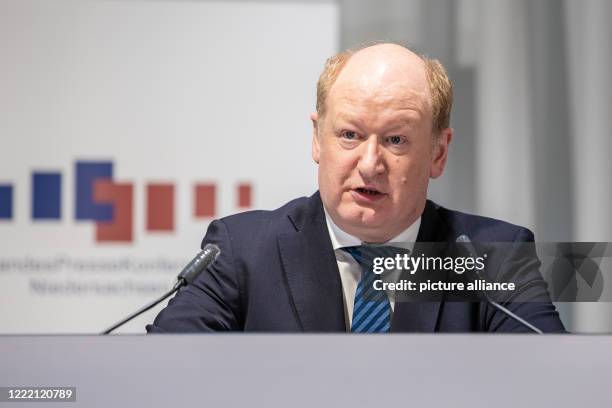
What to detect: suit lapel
<box><xmin>278</xmin><ymin>192</ymin><xmax>346</xmax><ymax>332</ymax></box>
<box><xmin>391</xmin><ymin>200</ymin><xmax>448</xmax><ymax>332</ymax></box>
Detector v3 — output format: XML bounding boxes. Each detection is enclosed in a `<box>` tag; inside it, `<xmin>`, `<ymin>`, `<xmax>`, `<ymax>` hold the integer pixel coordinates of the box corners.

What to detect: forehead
<box><xmin>331</xmin><ymin>83</ymin><xmax>428</xmax><ymax>124</ymax></box>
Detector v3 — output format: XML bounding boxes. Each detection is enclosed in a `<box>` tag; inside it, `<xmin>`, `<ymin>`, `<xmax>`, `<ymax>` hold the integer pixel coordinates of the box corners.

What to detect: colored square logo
<box><xmin>32</xmin><ymin>172</ymin><xmax>61</xmax><ymax>220</ymax></box>
<box><xmin>0</xmin><ymin>185</ymin><xmax>13</xmax><ymax>219</ymax></box>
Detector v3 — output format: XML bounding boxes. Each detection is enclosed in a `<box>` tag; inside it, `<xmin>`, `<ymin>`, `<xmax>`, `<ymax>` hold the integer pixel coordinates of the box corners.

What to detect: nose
<box><xmin>357</xmin><ymin>136</ymin><xmax>385</xmax><ymax>179</ymax></box>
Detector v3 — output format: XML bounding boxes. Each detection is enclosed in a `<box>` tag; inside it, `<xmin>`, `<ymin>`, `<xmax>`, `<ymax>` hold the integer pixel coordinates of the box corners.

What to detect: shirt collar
<box><xmin>324</xmin><ymin>207</ymin><xmax>421</xmax><ymax>251</ymax></box>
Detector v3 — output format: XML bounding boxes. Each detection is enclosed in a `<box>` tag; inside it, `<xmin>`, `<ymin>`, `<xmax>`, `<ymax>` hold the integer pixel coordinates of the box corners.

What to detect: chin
<box><xmin>341</xmin><ymin>206</ymin><xmax>386</xmax><ymax>228</ymax></box>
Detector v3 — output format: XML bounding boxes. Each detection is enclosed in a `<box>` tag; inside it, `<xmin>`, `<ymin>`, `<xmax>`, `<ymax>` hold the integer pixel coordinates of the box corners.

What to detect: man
<box><xmin>147</xmin><ymin>43</ymin><xmax>564</xmax><ymax>333</ymax></box>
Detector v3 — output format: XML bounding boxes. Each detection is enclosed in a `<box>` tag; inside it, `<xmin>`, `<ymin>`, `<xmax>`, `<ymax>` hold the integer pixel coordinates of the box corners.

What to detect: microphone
<box><xmin>455</xmin><ymin>235</ymin><xmax>543</xmax><ymax>334</ymax></box>
<box><xmin>177</xmin><ymin>244</ymin><xmax>221</xmax><ymax>284</ymax></box>
<box><xmin>101</xmin><ymin>244</ymin><xmax>221</xmax><ymax>334</ymax></box>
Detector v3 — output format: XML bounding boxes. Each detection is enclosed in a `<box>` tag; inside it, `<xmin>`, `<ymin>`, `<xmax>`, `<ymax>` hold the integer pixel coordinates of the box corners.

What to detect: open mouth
<box><xmin>352</xmin><ymin>187</ymin><xmax>386</xmax><ymax>203</ymax></box>
<box><xmin>355</xmin><ymin>187</ymin><xmax>382</xmax><ymax>196</ymax></box>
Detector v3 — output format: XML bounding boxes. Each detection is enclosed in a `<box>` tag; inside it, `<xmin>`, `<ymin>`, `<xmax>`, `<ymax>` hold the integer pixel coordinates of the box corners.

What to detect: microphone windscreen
<box><xmin>177</xmin><ymin>243</ymin><xmax>221</xmax><ymax>284</ymax></box>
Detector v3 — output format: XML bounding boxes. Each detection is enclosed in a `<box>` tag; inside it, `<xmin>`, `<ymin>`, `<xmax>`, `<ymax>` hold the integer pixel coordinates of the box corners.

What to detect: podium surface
<box><xmin>0</xmin><ymin>334</ymin><xmax>609</xmax><ymax>407</ymax></box>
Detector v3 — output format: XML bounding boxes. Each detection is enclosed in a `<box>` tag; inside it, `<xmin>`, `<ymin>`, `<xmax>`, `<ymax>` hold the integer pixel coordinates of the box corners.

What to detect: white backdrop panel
<box><xmin>0</xmin><ymin>0</ymin><xmax>338</xmax><ymax>333</ymax></box>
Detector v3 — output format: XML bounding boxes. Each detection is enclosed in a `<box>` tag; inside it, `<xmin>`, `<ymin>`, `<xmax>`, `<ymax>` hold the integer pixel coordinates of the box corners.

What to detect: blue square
<box><xmin>32</xmin><ymin>172</ymin><xmax>61</xmax><ymax>220</ymax></box>
<box><xmin>75</xmin><ymin>161</ymin><xmax>113</xmax><ymax>221</ymax></box>
<box><xmin>0</xmin><ymin>185</ymin><xmax>13</xmax><ymax>219</ymax></box>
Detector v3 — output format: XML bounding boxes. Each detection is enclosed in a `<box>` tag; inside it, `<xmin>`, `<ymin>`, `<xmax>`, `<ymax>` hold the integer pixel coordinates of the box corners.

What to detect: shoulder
<box><xmin>200</xmin><ymin>195</ymin><xmax>312</xmax><ymax>248</ymax></box>
<box><xmin>218</xmin><ymin>195</ymin><xmax>309</xmax><ymax>230</ymax></box>
<box><xmin>427</xmin><ymin>200</ymin><xmax>535</xmax><ymax>243</ymax></box>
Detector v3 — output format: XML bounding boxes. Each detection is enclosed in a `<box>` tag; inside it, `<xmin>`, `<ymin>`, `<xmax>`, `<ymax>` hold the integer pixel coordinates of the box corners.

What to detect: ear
<box><xmin>430</xmin><ymin>127</ymin><xmax>453</xmax><ymax>179</ymax></box>
<box><xmin>311</xmin><ymin>112</ymin><xmax>321</xmax><ymax>164</ymax></box>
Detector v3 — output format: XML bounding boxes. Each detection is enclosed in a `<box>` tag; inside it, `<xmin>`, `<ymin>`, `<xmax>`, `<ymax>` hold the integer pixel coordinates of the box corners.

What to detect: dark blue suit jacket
<box><xmin>147</xmin><ymin>192</ymin><xmax>565</xmax><ymax>333</ymax></box>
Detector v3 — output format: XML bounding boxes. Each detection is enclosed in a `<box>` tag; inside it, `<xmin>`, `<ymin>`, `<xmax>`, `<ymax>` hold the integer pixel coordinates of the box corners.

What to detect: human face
<box><xmin>311</xmin><ymin>49</ymin><xmax>451</xmax><ymax>243</ymax></box>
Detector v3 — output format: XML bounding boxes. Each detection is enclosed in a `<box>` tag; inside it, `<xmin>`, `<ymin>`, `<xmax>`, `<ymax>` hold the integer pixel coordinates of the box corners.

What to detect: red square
<box><xmin>237</xmin><ymin>183</ymin><xmax>252</xmax><ymax>208</ymax></box>
<box><xmin>147</xmin><ymin>184</ymin><xmax>174</xmax><ymax>231</ymax></box>
<box><xmin>195</xmin><ymin>184</ymin><xmax>216</xmax><ymax>218</ymax></box>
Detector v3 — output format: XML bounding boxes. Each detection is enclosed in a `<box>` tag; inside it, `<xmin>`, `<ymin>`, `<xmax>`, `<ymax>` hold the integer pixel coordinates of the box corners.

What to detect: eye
<box><xmin>386</xmin><ymin>135</ymin><xmax>405</xmax><ymax>145</ymax></box>
<box><xmin>342</xmin><ymin>130</ymin><xmax>358</xmax><ymax>140</ymax></box>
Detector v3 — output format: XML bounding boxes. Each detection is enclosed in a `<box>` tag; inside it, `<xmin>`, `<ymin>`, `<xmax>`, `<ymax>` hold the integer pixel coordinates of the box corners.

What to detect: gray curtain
<box><xmin>339</xmin><ymin>0</ymin><xmax>612</xmax><ymax>332</ymax></box>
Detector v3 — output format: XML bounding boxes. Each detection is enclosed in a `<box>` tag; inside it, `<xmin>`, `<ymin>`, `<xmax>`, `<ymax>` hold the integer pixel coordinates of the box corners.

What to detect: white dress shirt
<box><xmin>324</xmin><ymin>209</ymin><xmax>421</xmax><ymax>330</ymax></box>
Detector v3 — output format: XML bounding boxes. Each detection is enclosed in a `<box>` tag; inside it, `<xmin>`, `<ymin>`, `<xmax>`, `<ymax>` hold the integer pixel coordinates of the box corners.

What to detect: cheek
<box><xmin>318</xmin><ymin>146</ymin><xmax>353</xmax><ymax>202</ymax></box>
<box><xmin>389</xmin><ymin>155</ymin><xmax>430</xmax><ymax>190</ymax></box>
<box><xmin>320</xmin><ymin>146</ymin><xmax>354</xmax><ymax>179</ymax></box>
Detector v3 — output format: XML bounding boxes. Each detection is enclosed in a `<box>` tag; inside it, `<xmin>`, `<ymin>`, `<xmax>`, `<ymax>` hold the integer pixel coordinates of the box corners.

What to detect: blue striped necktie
<box><xmin>342</xmin><ymin>246</ymin><xmax>392</xmax><ymax>333</ymax></box>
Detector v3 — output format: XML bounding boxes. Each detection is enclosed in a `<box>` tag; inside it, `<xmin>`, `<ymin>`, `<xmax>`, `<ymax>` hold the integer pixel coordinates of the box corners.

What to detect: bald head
<box><xmin>315</xmin><ymin>43</ymin><xmax>453</xmax><ymax>134</ymax></box>
<box><xmin>333</xmin><ymin>43</ymin><xmax>429</xmax><ymax>95</ymax></box>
